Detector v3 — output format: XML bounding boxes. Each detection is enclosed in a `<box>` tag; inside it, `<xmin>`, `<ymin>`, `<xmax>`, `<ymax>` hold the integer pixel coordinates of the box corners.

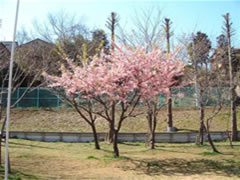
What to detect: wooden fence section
<box><xmin>8</xmin><ymin>131</ymin><xmax>240</xmax><ymax>143</ymax></box>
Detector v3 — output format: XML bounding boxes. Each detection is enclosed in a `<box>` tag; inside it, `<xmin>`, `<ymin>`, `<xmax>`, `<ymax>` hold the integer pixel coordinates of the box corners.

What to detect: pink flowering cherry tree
<box><xmin>141</xmin><ymin>50</ymin><xmax>185</xmax><ymax>149</ymax></box>
<box><xmin>43</xmin><ymin>43</ymin><xmax>185</xmax><ymax>157</ymax></box>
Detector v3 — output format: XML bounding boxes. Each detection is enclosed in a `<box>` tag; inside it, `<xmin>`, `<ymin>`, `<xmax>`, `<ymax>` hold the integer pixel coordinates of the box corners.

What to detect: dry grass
<box><xmin>1</xmin><ymin>139</ymin><xmax>240</xmax><ymax>179</ymax></box>
<box><xmin>2</xmin><ymin>107</ymin><xmax>239</xmax><ymax>132</ymax></box>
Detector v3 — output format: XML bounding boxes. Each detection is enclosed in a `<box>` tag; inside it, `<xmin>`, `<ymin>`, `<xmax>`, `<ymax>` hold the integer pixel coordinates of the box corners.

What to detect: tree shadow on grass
<box><xmin>122</xmin><ymin>158</ymin><xmax>240</xmax><ymax>178</ymax></box>
<box><xmin>0</xmin><ymin>166</ymin><xmax>38</xmax><ymax>180</ymax></box>
<box><xmin>119</xmin><ymin>142</ymin><xmax>142</xmax><ymax>146</ymax></box>
<box><xmin>7</xmin><ymin>140</ymin><xmax>59</xmax><ymax>151</ymax></box>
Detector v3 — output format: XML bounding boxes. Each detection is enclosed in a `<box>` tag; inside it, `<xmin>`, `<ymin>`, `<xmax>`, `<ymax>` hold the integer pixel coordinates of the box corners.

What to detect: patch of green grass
<box><xmin>87</xmin><ymin>155</ymin><xmax>99</xmax><ymax>160</ymax></box>
<box><xmin>147</xmin><ymin>161</ymin><xmax>163</xmax><ymax>168</ymax></box>
<box><xmin>0</xmin><ymin>166</ymin><xmax>38</xmax><ymax>180</ymax></box>
<box><xmin>103</xmin><ymin>154</ymin><xmax>130</xmax><ymax>160</ymax></box>
<box><xmin>16</xmin><ymin>154</ymin><xmax>33</xmax><ymax>159</ymax></box>
<box><xmin>202</xmin><ymin>151</ymin><xmax>221</xmax><ymax>156</ymax></box>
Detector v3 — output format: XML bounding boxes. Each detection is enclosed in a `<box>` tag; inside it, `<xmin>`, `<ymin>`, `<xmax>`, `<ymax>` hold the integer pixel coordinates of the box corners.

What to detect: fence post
<box><xmin>179</xmin><ymin>88</ymin><xmax>182</xmax><ymax>107</ymax></box>
<box><xmin>57</xmin><ymin>95</ymin><xmax>60</xmax><ymax>107</ymax></box>
<box><xmin>216</xmin><ymin>88</ymin><xmax>220</xmax><ymax>106</ymax></box>
<box><xmin>158</xmin><ymin>94</ymin><xmax>161</xmax><ymax>107</ymax></box>
<box><xmin>16</xmin><ymin>88</ymin><xmax>20</xmax><ymax>108</ymax></box>
<box><xmin>37</xmin><ymin>88</ymin><xmax>40</xmax><ymax>108</ymax></box>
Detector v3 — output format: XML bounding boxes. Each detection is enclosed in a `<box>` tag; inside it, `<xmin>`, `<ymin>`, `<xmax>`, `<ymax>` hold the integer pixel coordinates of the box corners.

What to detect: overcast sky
<box><xmin>0</xmin><ymin>0</ymin><xmax>239</xmax><ymax>47</ymax></box>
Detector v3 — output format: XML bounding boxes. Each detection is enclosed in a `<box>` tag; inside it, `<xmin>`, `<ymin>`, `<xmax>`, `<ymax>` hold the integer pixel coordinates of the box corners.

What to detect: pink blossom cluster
<box><xmin>43</xmin><ymin>43</ymin><xmax>185</xmax><ymax>103</ymax></box>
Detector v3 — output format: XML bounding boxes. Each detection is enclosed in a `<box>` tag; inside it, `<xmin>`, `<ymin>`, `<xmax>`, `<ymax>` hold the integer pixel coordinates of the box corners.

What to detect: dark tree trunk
<box><xmin>147</xmin><ymin>110</ymin><xmax>157</xmax><ymax>149</ymax></box>
<box><xmin>0</xmin><ymin>137</ymin><xmax>2</xmax><ymax>166</ymax></box>
<box><xmin>231</xmin><ymin>95</ymin><xmax>238</xmax><ymax>141</ymax></box>
<box><xmin>149</xmin><ymin>129</ymin><xmax>156</xmax><ymax>150</ymax></box>
<box><xmin>167</xmin><ymin>97</ymin><xmax>173</xmax><ymax>130</ymax></box>
<box><xmin>91</xmin><ymin>124</ymin><xmax>100</xmax><ymax>150</ymax></box>
<box><xmin>206</xmin><ymin>132</ymin><xmax>219</xmax><ymax>153</ymax></box>
<box><xmin>0</xmin><ymin>101</ymin><xmax>3</xmax><ymax>166</ymax></box>
<box><xmin>72</xmin><ymin>102</ymin><xmax>101</xmax><ymax>149</ymax></box>
<box><xmin>105</xmin><ymin>125</ymin><xmax>114</xmax><ymax>144</ymax></box>
<box><xmin>199</xmin><ymin>89</ymin><xmax>205</xmax><ymax>145</ymax></box>
<box><xmin>203</xmin><ymin>125</ymin><xmax>219</xmax><ymax>153</ymax></box>
<box><xmin>105</xmin><ymin>104</ymin><xmax>115</xmax><ymax>144</ymax></box>
<box><xmin>0</xmin><ymin>117</ymin><xmax>7</xmax><ymax>166</ymax></box>
<box><xmin>113</xmin><ymin>130</ymin><xmax>119</xmax><ymax>157</ymax></box>
<box><xmin>8</xmin><ymin>153</ymin><xmax>11</xmax><ymax>173</ymax></box>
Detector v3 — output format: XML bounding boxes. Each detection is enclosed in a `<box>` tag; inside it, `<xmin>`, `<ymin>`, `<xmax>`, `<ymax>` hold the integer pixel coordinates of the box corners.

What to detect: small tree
<box><xmin>145</xmin><ymin>49</ymin><xmax>185</xmax><ymax>149</ymax></box>
<box><xmin>188</xmin><ymin>31</ymin><xmax>226</xmax><ymax>152</ymax></box>
<box><xmin>44</xmin><ymin>43</ymin><xmax>185</xmax><ymax>156</ymax></box>
<box><xmin>188</xmin><ymin>32</ymin><xmax>212</xmax><ymax>145</ymax></box>
<box><xmin>0</xmin><ymin>39</ymin><xmax>56</xmax><ymax>165</ymax></box>
<box><xmin>117</xmin><ymin>7</ymin><xmax>164</xmax><ymax>50</ymax></box>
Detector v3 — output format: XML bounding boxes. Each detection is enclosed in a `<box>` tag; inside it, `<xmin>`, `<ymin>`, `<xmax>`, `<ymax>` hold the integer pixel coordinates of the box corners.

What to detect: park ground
<box><xmin>0</xmin><ymin>107</ymin><xmax>240</xmax><ymax>179</ymax></box>
<box><xmin>0</xmin><ymin>139</ymin><xmax>239</xmax><ymax>180</ymax></box>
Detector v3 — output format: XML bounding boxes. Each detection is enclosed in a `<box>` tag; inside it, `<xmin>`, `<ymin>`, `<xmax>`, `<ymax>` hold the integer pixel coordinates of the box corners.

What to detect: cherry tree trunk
<box><xmin>105</xmin><ymin>126</ymin><xmax>114</xmax><ymax>144</ymax></box>
<box><xmin>167</xmin><ymin>97</ymin><xmax>173</xmax><ymax>130</ymax></box>
<box><xmin>113</xmin><ymin>130</ymin><xmax>119</xmax><ymax>157</ymax></box>
<box><xmin>148</xmin><ymin>130</ymin><xmax>156</xmax><ymax>149</ymax></box>
<box><xmin>147</xmin><ymin>111</ymin><xmax>156</xmax><ymax>149</ymax></box>
<box><xmin>105</xmin><ymin>104</ymin><xmax>115</xmax><ymax>144</ymax></box>
<box><xmin>90</xmin><ymin>124</ymin><xmax>100</xmax><ymax>150</ymax></box>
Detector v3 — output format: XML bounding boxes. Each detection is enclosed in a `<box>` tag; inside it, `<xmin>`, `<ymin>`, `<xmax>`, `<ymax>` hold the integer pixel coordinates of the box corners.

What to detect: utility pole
<box><xmin>223</xmin><ymin>13</ymin><xmax>238</xmax><ymax>141</ymax></box>
<box><xmin>5</xmin><ymin>0</ymin><xmax>20</xmax><ymax>179</ymax></box>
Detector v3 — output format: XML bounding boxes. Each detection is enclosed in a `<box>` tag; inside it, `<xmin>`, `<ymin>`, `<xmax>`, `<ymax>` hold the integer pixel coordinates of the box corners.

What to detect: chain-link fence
<box><xmin>0</xmin><ymin>87</ymin><xmax>231</xmax><ymax>108</ymax></box>
<box><xmin>0</xmin><ymin>88</ymin><xmax>61</xmax><ymax>108</ymax></box>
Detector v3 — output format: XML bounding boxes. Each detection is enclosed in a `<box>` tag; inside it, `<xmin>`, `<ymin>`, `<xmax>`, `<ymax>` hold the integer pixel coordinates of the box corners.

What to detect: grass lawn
<box><xmin>3</xmin><ymin>107</ymin><xmax>240</xmax><ymax>132</ymax></box>
<box><xmin>0</xmin><ymin>139</ymin><xmax>239</xmax><ymax>179</ymax></box>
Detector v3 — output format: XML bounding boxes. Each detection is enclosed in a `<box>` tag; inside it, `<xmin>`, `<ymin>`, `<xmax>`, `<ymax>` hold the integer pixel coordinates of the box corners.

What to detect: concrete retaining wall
<box><xmin>7</xmin><ymin>131</ymin><xmax>240</xmax><ymax>143</ymax></box>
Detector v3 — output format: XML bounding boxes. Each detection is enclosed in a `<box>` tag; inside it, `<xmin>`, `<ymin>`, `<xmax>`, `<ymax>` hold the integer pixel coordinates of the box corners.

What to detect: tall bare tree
<box><xmin>117</xmin><ymin>7</ymin><xmax>164</xmax><ymax>50</ymax></box>
<box><xmin>189</xmin><ymin>32</ymin><xmax>212</xmax><ymax>145</ymax></box>
<box><xmin>223</xmin><ymin>13</ymin><xmax>238</xmax><ymax>141</ymax></box>
<box><xmin>33</xmin><ymin>10</ymin><xmax>89</xmax><ymax>43</ymax></box>
<box><xmin>163</xmin><ymin>18</ymin><xmax>175</xmax><ymax>131</ymax></box>
<box><xmin>105</xmin><ymin>12</ymin><xmax>119</xmax><ymax>143</ymax></box>
<box><xmin>106</xmin><ymin>12</ymin><xmax>119</xmax><ymax>50</ymax></box>
<box><xmin>188</xmin><ymin>31</ymin><xmax>225</xmax><ymax>152</ymax></box>
<box><xmin>32</xmin><ymin>11</ymin><xmax>102</xmax><ymax>64</ymax></box>
<box><xmin>0</xmin><ymin>39</ymin><xmax>57</xmax><ymax>165</ymax></box>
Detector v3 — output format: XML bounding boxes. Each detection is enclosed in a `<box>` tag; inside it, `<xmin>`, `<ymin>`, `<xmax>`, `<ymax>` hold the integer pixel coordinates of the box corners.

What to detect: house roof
<box><xmin>17</xmin><ymin>38</ymin><xmax>53</xmax><ymax>48</ymax></box>
<box><xmin>210</xmin><ymin>48</ymin><xmax>240</xmax><ymax>63</ymax></box>
<box><xmin>0</xmin><ymin>41</ymin><xmax>18</xmax><ymax>52</ymax></box>
<box><xmin>0</xmin><ymin>42</ymin><xmax>10</xmax><ymax>56</ymax></box>
<box><xmin>0</xmin><ymin>42</ymin><xmax>11</xmax><ymax>68</ymax></box>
